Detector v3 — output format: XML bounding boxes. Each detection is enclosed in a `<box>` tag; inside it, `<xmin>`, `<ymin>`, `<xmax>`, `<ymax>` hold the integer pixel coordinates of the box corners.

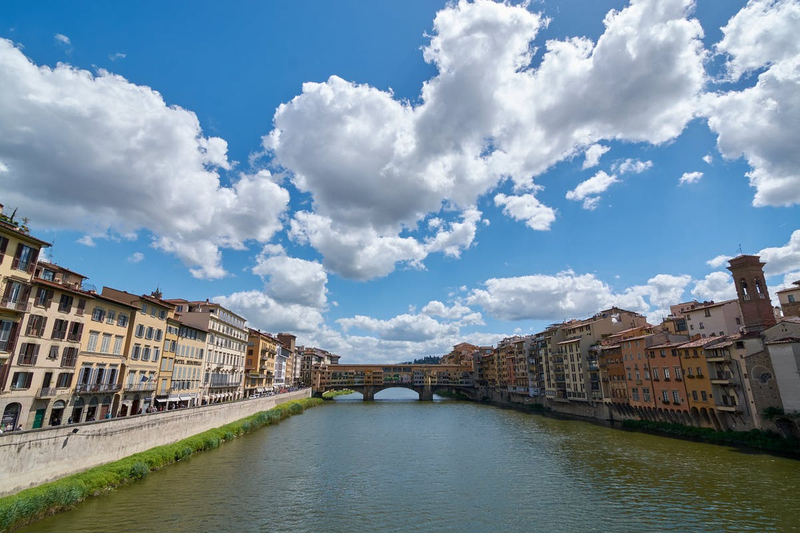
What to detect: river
<box><xmin>22</xmin><ymin>389</ymin><xmax>800</xmax><ymax>532</ymax></box>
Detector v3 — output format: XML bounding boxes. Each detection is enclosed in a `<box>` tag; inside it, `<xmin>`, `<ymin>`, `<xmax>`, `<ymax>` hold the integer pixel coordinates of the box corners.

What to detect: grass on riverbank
<box><xmin>321</xmin><ymin>389</ymin><xmax>355</xmax><ymax>399</ymax></box>
<box><xmin>621</xmin><ymin>419</ymin><xmax>800</xmax><ymax>455</ymax></box>
<box><xmin>0</xmin><ymin>397</ymin><xmax>322</xmax><ymax>533</ymax></box>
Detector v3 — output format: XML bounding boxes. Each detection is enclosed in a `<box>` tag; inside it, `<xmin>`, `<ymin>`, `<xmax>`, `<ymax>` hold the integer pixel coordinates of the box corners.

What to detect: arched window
<box><xmin>740</xmin><ymin>278</ymin><xmax>750</xmax><ymax>300</ymax></box>
<box><xmin>759</xmin><ymin>372</ymin><xmax>773</xmax><ymax>384</ymax></box>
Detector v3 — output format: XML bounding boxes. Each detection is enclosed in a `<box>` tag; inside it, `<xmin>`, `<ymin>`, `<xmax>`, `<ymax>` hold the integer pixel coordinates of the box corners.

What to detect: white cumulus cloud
<box><xmin>0</xmin><ymin>40</ymin><xmax>290</xmax><ymax>279</ymax></box>
<box><xmin>679</xmin><ymin>171</ymin><xmax>703</xmax><ymax>185</ymax></box>
<box><xmin>582</xmin><ymin>144</ymin><xmax>610</xmax><ymax>169</ymax></box>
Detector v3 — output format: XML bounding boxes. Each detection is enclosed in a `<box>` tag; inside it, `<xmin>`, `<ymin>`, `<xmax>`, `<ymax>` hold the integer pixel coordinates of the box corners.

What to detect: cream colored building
<box><xmin>169</xmin><ymin>318</ymin><xmax>207</xmax><ymax>407</ymax></box>
<box><xmin>101</xmin><ymin>288</ymin><xmax>175</xmax><ymax>416</ymax></box>
<box><xmin>776</xmin><ymin>281</ymin><xmax>800</xmax><ymax>318</ymax></box>
<box><xmin>0</xmin><ymin>262</ymin><xmax>87</xmax><ymax>429</ymax></box>
<box><xmin>168</xmin><ymin>300</ymin><xmax>247</xmax><ymax>403</ymax></box>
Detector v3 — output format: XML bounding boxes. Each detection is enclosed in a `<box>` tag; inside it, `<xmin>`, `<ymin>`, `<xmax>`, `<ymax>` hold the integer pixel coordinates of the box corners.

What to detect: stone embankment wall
<box><xmin>474</xmin><ymin>386</ymin><xmax>616</xmax><ymax>422</ymax></box>
<box><xmin>0</xmin><ymin>389</ymin><xmax>310</xmax><ymax>497</ymax></box>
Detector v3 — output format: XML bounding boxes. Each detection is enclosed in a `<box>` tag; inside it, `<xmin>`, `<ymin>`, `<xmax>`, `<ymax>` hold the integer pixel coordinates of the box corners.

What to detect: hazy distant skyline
<box><xmin>1</xmin><ymin>0</ymin><xmax>798</xmax><ymax>362</ymax></box>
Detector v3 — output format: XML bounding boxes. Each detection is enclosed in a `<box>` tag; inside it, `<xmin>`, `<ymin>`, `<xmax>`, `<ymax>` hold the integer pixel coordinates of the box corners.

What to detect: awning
<box><xmin>202</xmin><ymin>395</ymin><xmax>210</xmax><ymax>401</ymax></box>
<box><xmin>179</xmin><ymin>396</ymin><xmax>192</xmax><ymax>401</ymax></box>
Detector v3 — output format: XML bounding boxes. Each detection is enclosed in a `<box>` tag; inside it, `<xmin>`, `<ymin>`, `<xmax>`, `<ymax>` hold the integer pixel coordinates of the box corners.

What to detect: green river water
<box><xmin>21</xmin><ymin>389</ymin><xmax>800</xmax><ymax>532</ymax></box>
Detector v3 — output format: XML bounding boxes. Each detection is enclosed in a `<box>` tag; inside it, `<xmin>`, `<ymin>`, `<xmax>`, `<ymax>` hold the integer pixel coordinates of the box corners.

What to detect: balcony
<box><xmin>126</xmin><ymin>382</ymin><xmax>157</xmax><ymax>392</ymax></box>
<box><xmin>209</xmin><ymin>380</ymin><xmax>241</xmax><ymax>389</ymax></box>
<box><xmin>0</xmin><ymin>298</ymin><xmax>30</xmax><ymax>312</ymax></box>
<box><xmin>36</xmin><ymin>387</ymin><xmax>58</xmax><ymax>398</ymax></box>
<box><xmin>76</xmin><ymin>383</ymin><xmax>122</xmax><ymax>393</ymax></box>
<box><xmin>716</xmin><ymin>404</ymin><xmax>741</xmax><ymax>413</ymax></box>
<box><xmin>711</xmin><ymin>372</ymin><xmax>736</xmax><ymax>386</ymax></box>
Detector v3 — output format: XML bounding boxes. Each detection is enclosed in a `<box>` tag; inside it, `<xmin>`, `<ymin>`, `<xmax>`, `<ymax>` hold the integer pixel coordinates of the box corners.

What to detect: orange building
<box><xmin>647</xmin><ymin>340</ymin><xmax>691</xmax><ymax>421</ymax></box>
<box><xmin>678</xmin><ymin>336</ymin><xmax>719</xmax><ymax>428</ymax></box>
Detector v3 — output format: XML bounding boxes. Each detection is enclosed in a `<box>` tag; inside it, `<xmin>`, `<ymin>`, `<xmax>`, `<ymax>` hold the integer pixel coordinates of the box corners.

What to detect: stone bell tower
<box><xmin>727</xmin><ymin>255</ymin><xmax>776</xmax><ymax>333</ymax></box>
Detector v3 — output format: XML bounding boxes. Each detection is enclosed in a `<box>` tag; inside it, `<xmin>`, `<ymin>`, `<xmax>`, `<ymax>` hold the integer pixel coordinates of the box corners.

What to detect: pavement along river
<box><xmin>21</xmin><ymin>389</ymin><xmax>800</xmax><ymax>532</ymax></box>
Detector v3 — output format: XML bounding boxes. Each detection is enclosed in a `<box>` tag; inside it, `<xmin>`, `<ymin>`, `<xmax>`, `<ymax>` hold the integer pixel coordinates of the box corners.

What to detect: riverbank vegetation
<box><xmin>621</xmin><ymin>419</ymin><xmax>800</xmax><ymax>456</ymax></box>
<box><xmin>0</xmin><ymin>397</ymin><xmax>322</xmax><ymax>533</ymax></box>
<box><xmin>321</xmin><ymin>389</ymin><xmax>355</xmax><ymax>399</ymax></box>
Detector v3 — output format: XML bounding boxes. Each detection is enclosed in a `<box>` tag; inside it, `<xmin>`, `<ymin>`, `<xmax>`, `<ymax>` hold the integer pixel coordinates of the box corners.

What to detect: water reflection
<box><xmin>22</xmin><ymin>395</ymin><xmax>800</xmax><ymax>533</ymax></box>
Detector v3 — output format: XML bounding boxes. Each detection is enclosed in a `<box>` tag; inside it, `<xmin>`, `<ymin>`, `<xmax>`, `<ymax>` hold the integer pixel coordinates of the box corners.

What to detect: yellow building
<box><xmin>246</xmin><ymin>329</ymin><xmax>278</xmax><ymax>396</ymax></box>
<box><xmin>101</xmin><ymin>287</ymin><xmax>175</xmax><ymax>416</ymax></box>
<box><xmin>155</xmin><ymin>317</ymin><xmax>180</xmax><ymax>408</ymax></box>
<box><xmin>0</xmin><ymin>213</ymin><xmax>50</xmax><ymax>429</ymax></box>
<box><xmin>678</xmin><ymin>337</ymin><xmax>718</xmax><ymax>429</ymax></box>
<box><xmin>71</xmin><ymin>292</ymin><xmax>137</xmax><ymax>422</ymax></box>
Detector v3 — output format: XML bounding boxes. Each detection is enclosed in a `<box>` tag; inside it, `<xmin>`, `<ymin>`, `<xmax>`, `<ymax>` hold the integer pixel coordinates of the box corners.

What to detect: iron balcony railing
<box><xmin>76</xmin><ymin>383</ymin><xmax>122</xmax><ymax>393</ymax></box>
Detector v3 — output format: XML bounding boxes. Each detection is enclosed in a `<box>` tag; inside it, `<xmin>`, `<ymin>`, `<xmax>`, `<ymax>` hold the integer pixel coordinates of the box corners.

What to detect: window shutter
<box><xmin>77</xmin><ymin>299</ymin><xmax>86</xmax><ymax>313</ymax></box>
<box><xmin>32</xmin><ymin>344</ymin><xmax>39</xmax><ymax>365</ymax></box>
<box><xmin>1</xmin><ymin>281</ymin><xmax>12</xmax><ymax>302</ymax></box>
<box><xmin>25</xmin><ymin>317</ymin><xmax>36</xmax><ymax>336</ymax></box>
<box><xmin>10</xmin><ymin>243</ymin><xmax>22</xmax><ymax>270</ymax></box>
<box><xmin>19</xmin><ymin>285</ymin><xmax>31</xmax><ymax>307</ymax></box>
<box><xmin>16</xmin><ymin>343</ymin><xmax>28</xmax><ymax>364</ymax></box>
<box><xmin>25</xmin><ymin>373</ymin><xmax>32</xmax><ymax>388</ymax></box>
<box><xmin>27</xmin><ymin>248</ymin><xmax>39</xmax><ymax>274</ymax></box>
<box><xmin>0</xmin><ymin>236</ymin><xmax>8</xmax><ymax>262</ymax></box>
<box><xmin>75</xmin><ymin>322</ymin><xmax>84</xmax><ymax>342</ymax></box>
<box><xmin>6</xmin><ymin>321</ymin><xmax>19</xmax><ymax>354</ymax></box>
<box><xmin>39</xmin><ymin>317</ymin><xmax>47</xmax><ymax>337</ymax></box>
<box><xmin>45</xmin><ymin>290</ymin><xmax>54</xmax><ymax>308</ymax></box>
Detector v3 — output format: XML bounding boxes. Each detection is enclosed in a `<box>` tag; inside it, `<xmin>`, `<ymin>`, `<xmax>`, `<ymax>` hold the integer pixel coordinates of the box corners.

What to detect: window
<box><xmin>154</xmin><ymin>329</ymin><xmax>162</xmax><ymax>342</ymax></box>
<box><xmin>91</xmin><ymin>307</ymin><xmax>105</xmax><ymax>322</ymax></box>
<box><xmin>117</xmin><ymin>314</ymin><xmax>129</xmax><ymax>327</ymax></box>
<box><xmin>76</xmin><ymin>299</ymin><xmax>86</xmax><ymax>316</ymax></box>
<box><xmin>674</xmin><ymin>367</ymin><xmax>682</xmax><ymax>380</ymax></box>
<box><xmin>25</xmin><ymin>315</ymin><xmax>47</xmax><ymax>337</ymax></box>
<box><xmin>113</xmin><ymin>336</ymin><xmax>123</xmax><ymax>355</ymax></box>
<box><xmin>652</xmin><ymin>367</ymin><xmax>659</xmax><ymax>380</ymax></box>
<box><xmin>664</xmin><ymin>368</ymin><xmax>671</xmax><ymax>380</ymax></box>
<box><xmin>699</xmin><ymin>322</ymin><xmax>705</xmax><ymax>329</ymax></box>
<box><xmin>659</xmin><ymin>350</ymin><xmax>666</xmax><ymax>357</ymax></box>
<box><xmin>758</xmin><ymin>372</ymin><xmax>773</xmax><ymax>384</ymax></box>
<box><xmin>67</xmin><ymin>322</ymin><xmax>83</xmax><ymax>342</ymax></box>
<box><xmin>11</xmin><ymin>371</ymin><xmax>33</xmax><ymax>389</ymax></box>
<box><xmin>696</xmin><ymin>366</ymin><xmax>703</xmax><ymax>377</ymax></box>
<box><xmin>100</xmin><ymin>334</ymin><xmax>111</xmax><ymax>354</ymax></box>
<box><xmin>152</xmin><ymin>347</ymin><xmax>160</xmax><ymax>363</ymax></box>
<box><xmin>145</xmin><ymin>326</ymin><xmax>154</xmax><ymax>340</ymax></box>
<box><xmin>701</xmin><ymin>391</ymin><xmax>708</xmax><ymax>401</ymax></box>
<box><xmin>106</xmin><ymin>310</ymin><xmax>116</xmax><ymax>324</ymax></box>
<box><xmin>704</xmin><ymin>309</ymin><xmax>711</xmax><ymax>317</ymax></box>
<box><xmin>17</xmin><ymin>343</ymin><xmax>39</xmax><ymax>365</ymax></box>
<box><xmin>12</xmin><ymin>243</ymin><xmax>37</xmax><ymax>273</ymax></box>
<box><xmin>48</xmin><ymin>345</ymin><xmax>59</xmax><ymax>359</ymax></box>
<box><xmin>159</xmin><ymin>310</ymin><xmax>166</xmax><ymax>320</ymax></box>
<box><xmin>735</xmin><ymin>317</ymin><xmax>742</xmax><ymax>325</ymax></box>
<box><xmin>141</xmin><ymin>303</ymin><xmax>147</xmax><ymax>315</ymax></box>
<box><xmin>87</xmin><ymin>331</ymin><xmax>99</xmax><ymax>352</ymax></box>
<box><xmin>672</xmin><ymin>390</ymin><xmax>681</xmax><ymax>404</ymax></box>
<box><xmin>56</xmin><ymin>372</ymin><xmax>73</xmax><ymax>388</ymax></box>
<box><xmin>662</xmin><ymin>390</ymin><xmax>669</xmax><ymax>403</ymax></box>
<box><xmin>61</xmin><ymin>347</ymin><xmax>78</xmax><ymax>367</ymax></box>
<box><xmin>131</xmin><ymin>344</ymin><xmax>141</xmax><ymax>360</ymax></box>
<box><xmin>135</xmin><ymin>324</ymin><xmax>145</xmax><ymax>338</ymax></box>
<box><xmin>51</xmin><ymin>319</ymin><xmax>68</xmax><ymax>340</ymax></box>
<box><xmin>150</xmin><ymin>307</ymin><xmax>156</xmax><ymax>317</ymax></box>
<box><xmin>692</xmin><ymin>390</ymin><xmax>698</xmax><ymax>401</ymax></box>
<box><xmin>58</xmin><ymin>294</ymin><xmax>74</xmax><ymax>313</ymax></box>
<box><xmin>142</xmin><ymin>347</ymin><xmax>151</xmax><ymax>361</ymax></box>
<box><xmin>34</xmin><ymin>288</ymin><xmax>53</xmax><ymax>308</ymax></box>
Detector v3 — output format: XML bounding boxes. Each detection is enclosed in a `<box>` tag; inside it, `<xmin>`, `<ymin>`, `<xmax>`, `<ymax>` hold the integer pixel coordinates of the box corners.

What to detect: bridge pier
<box><xmin>420</xmin><ymin>385</ymin><xmax>434</xmax><ymax>401</ymax></box>
<box><xmin>361</xmin><ymin>387</ymin><xmax>375</xmax><ymax>401</ymax></box>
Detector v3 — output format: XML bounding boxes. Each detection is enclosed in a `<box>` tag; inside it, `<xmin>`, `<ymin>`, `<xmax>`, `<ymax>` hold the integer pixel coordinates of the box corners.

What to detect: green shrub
<box><xmin>128</xmin><ymin>462</ymin><xmax>149</xmax><ymax>480</ymax></box>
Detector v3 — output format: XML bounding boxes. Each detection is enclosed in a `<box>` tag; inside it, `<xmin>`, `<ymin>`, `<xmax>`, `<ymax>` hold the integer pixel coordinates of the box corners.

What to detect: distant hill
<box><xmin>397</xmin><ymin>356</ymin><xmax>441</xmax><ymax>365</ymax></box>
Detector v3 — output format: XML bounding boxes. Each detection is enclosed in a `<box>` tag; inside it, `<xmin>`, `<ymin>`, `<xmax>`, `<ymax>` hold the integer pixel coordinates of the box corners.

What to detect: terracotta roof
<box><xmin>679</xmin><ymin>336</ymin><xmax>724</xmax><ymax>349</ymax></box>
<box><xmin>647</xmin><ymin>341</ymin><xmax>686</xmax><ymax>350</ymax></box>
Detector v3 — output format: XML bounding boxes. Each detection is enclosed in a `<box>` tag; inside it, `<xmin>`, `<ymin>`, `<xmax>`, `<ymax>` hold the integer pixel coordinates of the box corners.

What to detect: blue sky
<box><xmin>1</xmin><ymin>0</ymin><xmax>799</xmax><ymax>362</ymax></box>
